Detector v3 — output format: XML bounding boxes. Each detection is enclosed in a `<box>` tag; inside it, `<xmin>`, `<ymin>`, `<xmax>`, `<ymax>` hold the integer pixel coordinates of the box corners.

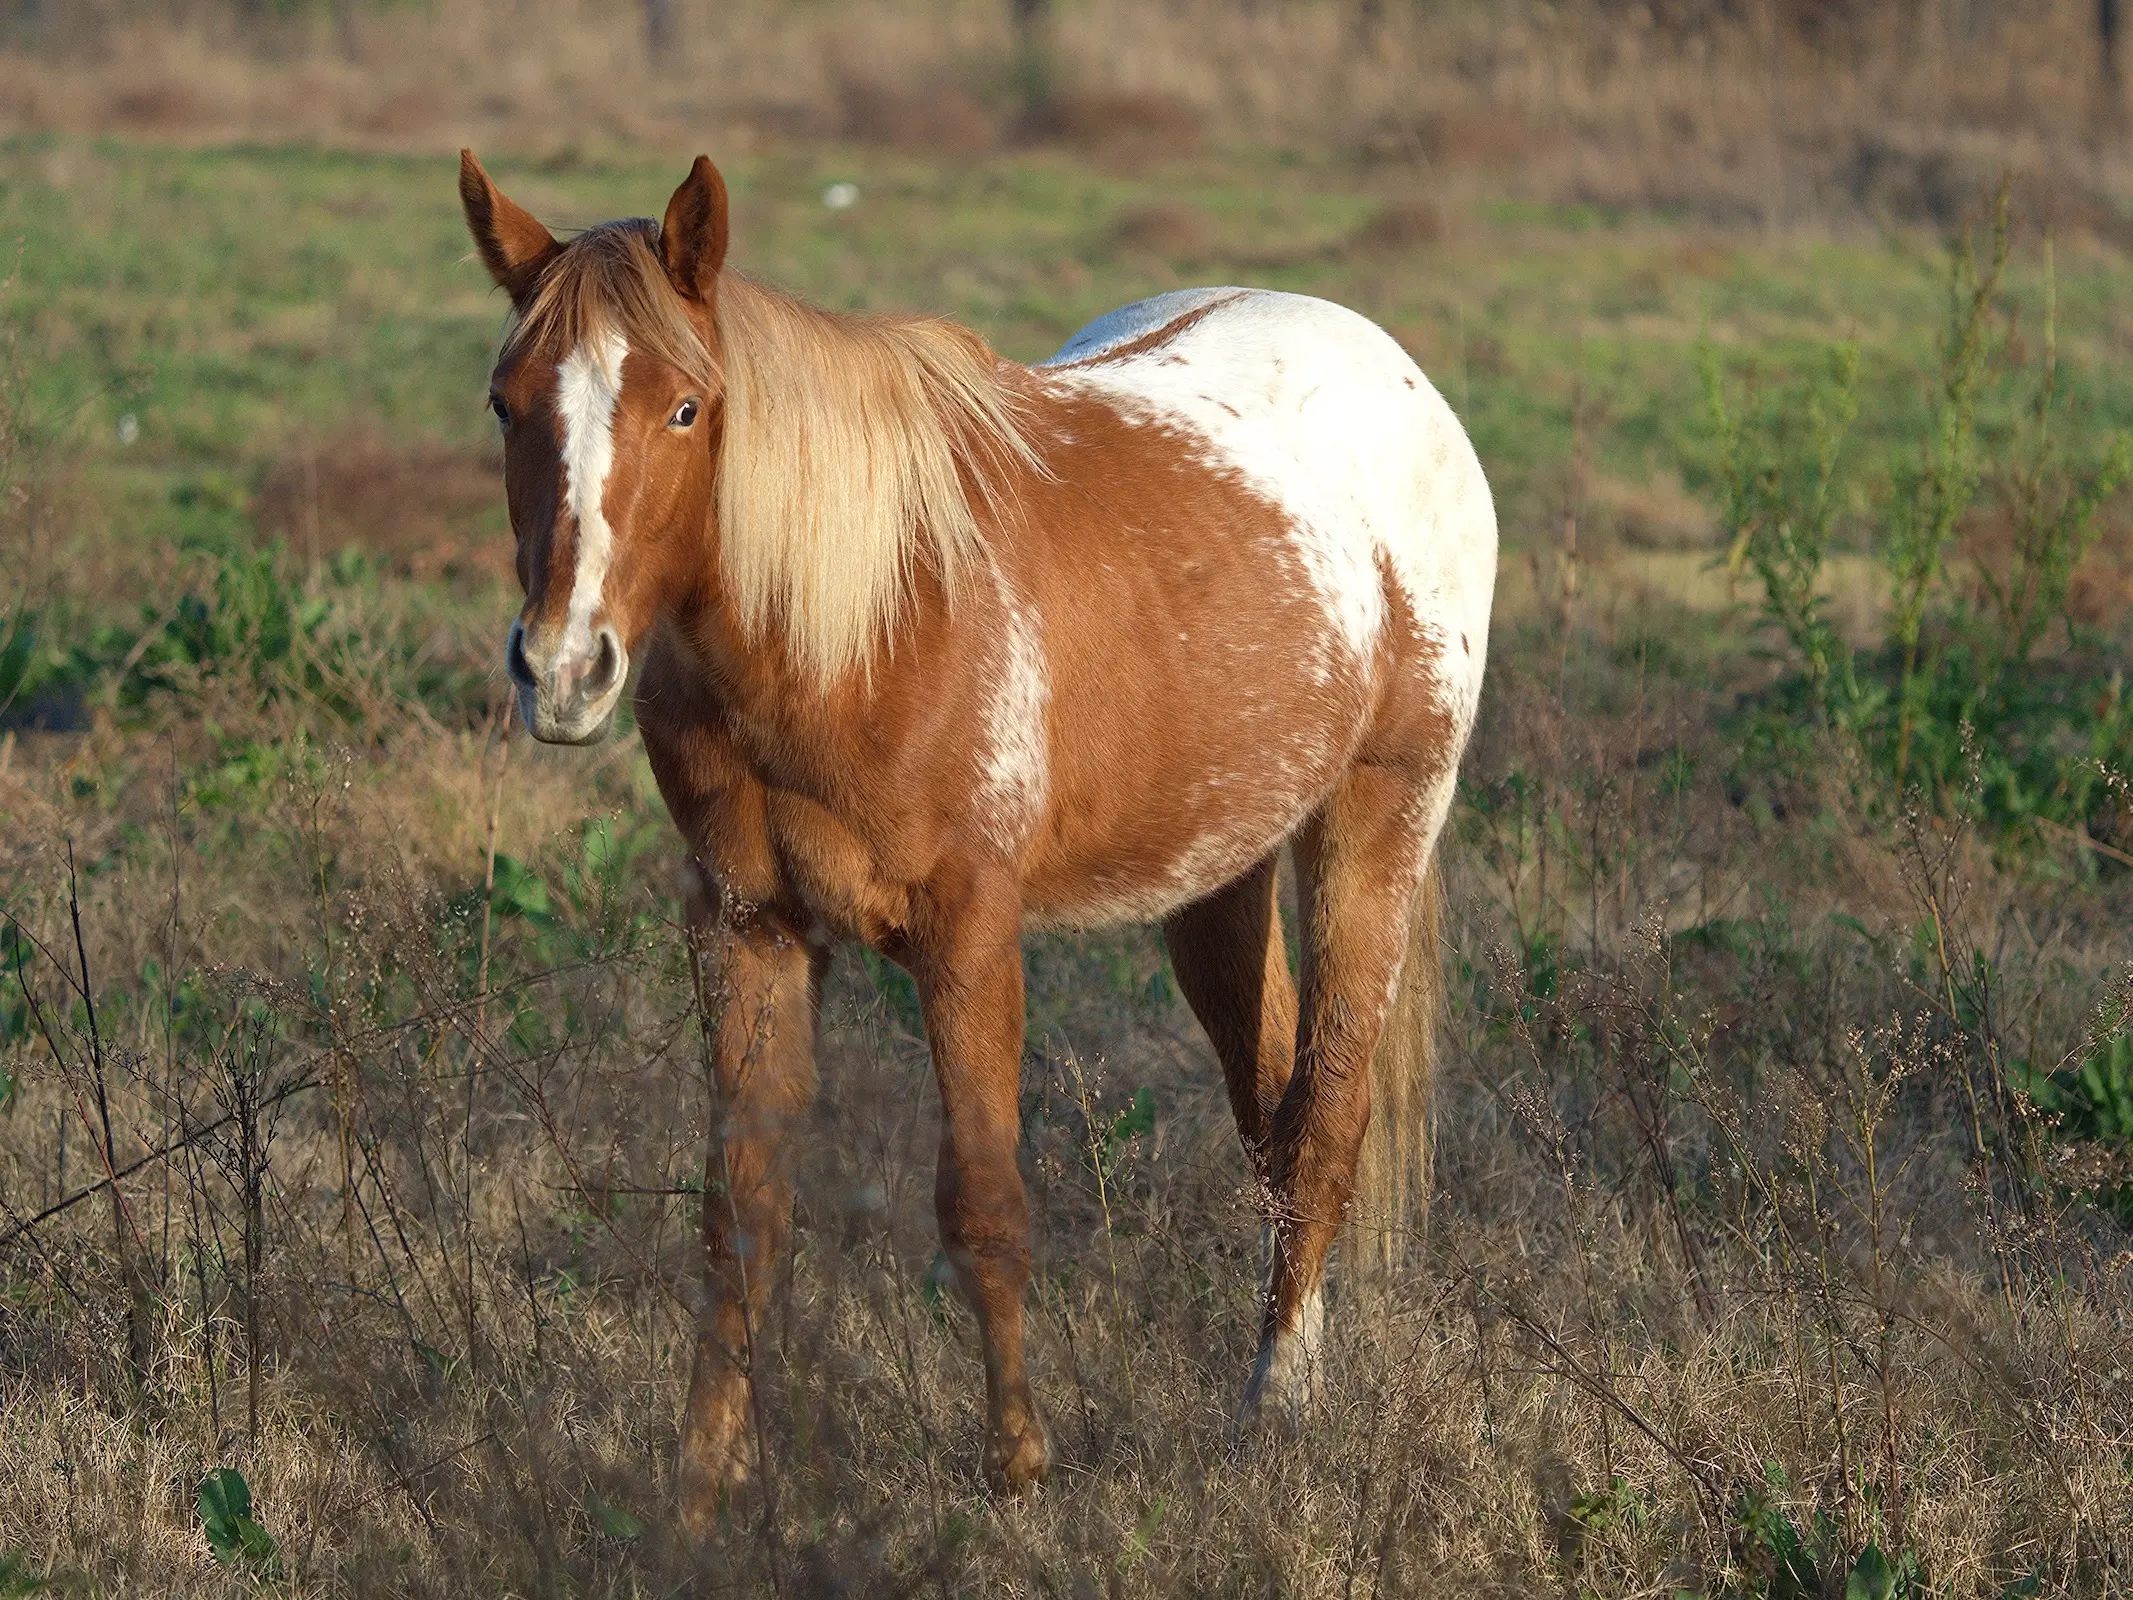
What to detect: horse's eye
<box><xmin>489</xmin><ymin>394</ymin><xmax>510</xmax><ymax>427</ymax></box>
<box><xmin>669</xmin><ymin>398</ymin><xmax>700</xmax><ymax>430</ymax></box>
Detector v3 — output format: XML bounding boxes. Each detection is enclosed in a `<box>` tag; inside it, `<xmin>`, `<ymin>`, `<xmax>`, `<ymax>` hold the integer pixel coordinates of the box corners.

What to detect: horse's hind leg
<box><xmin>1240</xmin><ymin>761</ymin><xmax>1445</xmax><ymax>1428</ymax></box>
<box><xmin>1161</xmin><ymin>853</ymin><xmax>1297</xmax><ymax>1178</ymax></box>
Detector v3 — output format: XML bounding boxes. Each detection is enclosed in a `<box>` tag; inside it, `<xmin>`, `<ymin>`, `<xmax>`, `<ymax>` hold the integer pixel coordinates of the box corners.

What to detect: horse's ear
<box><xmin>459</xmin><ymin>149</ymin><xmax>559</xmax><ymax>304</ymax></box>
<box><xmin>660</xmin><ymin>156</ymin><xmax>729</xmax><ymax>303</ymax></box>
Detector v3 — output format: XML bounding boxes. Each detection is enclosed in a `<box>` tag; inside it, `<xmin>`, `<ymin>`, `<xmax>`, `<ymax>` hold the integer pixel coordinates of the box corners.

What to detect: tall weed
<box><xmin>1701</xmin><ymin>187</ymin><xmax>2133</xmax><ymax>842</ymax></box>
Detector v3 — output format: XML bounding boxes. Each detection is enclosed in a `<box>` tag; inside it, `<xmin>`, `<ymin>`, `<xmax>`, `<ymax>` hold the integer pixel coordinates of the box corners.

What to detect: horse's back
<box><xmin>1044</xmin><ymin>286</ymin><xmax>1495</xmax><ymax>714</ymax></box>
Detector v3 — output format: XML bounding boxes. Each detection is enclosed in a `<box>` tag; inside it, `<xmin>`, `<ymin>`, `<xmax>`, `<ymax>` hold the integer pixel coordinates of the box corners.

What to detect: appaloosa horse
<box><xmin>459</xmin><ymin>151</ymin><xmax>1496</xmax><ymax>1526</ymax></box>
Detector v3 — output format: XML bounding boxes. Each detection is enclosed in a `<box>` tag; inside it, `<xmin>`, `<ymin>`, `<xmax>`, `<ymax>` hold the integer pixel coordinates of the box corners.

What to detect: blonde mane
<box><xmin>714</xmin><ymin>274</ymin><xmax>1040</xmax><ymax>687</ymax></box>
<box><xmin>506</xmin><ymin>220</ymin><xmax>714</xmax><ymax>389</ymax></box>
<box><xmin>509</xmin><ymin>222</ymin><xmax>1040</xmax><ymax>689</ymax></box>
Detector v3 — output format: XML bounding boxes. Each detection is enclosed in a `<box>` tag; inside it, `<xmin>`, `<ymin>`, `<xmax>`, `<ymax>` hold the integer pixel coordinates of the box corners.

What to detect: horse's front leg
<box><xmin>910</xmin><ymin>869</ymin><xmax>1050</xmax><ymax>1493</ymax></box>
<box><xmin>677</xmin><ymin>877</ymin><xmax>826</xmax><ymax>1535</ymax></box>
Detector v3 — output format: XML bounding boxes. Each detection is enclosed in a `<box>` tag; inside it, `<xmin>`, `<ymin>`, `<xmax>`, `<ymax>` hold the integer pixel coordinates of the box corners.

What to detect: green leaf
<box><xmin>197</xmin><ymin>1467</ymin><xmax>281</xmax><ymax>1578</ymax></box>
<box><xmin>588</xmin><ymin>1495</ymin><xmax>643</xmax><ymax>1541</ymax></box>
<box><xmin>488</xmin><ymin>855</ymin><xmax>553</xmax><ymax>923</ymax></box>
<box><xmin>1101</xmin><ymin>1086</ymin><xmax>1158</xmax><ymax>1174</ymax></box>
<box><xmin>921</xmin><ymin>1250</ymin><xmax>958</xmax><ymax>1311</ymax></box>
<box><xmin>1116</xmin><ymin>1494</ymin><xmax>1167</xmax><ymax>1571</ymax></box>
<box><xmin>0</xmin><ymin>1550</ymin><xmax>48</xmax><ymax>1597</ymax></box>
<box><xmin>1846</xmin><ymin>1543</ymin><xmax>1894</xmax><ymax>1600</ymax></box>
<box><xmin>1568</xmin><ymin>1475</ymin><xmax>1650</xmax><ymax>1536</ymax></box>
<box><xmin>1828</xmin><ymin>912</ymin><xmax>1873</xmax><ymax>942</ymax></box>
<box><xmin>198</xmin><ymin>1466</ymin><xmax>254</xmax><ymax>1531</ymax></box>
<box><xmin>1735</xmin><ymin>1478</ymin><xmax>1818</xmax><ymax>1600</ymax></box>
<box><xmin>236</xmin><ymin>1519</ymin><xmax>279</xmax><ymax>1568</ymax></box>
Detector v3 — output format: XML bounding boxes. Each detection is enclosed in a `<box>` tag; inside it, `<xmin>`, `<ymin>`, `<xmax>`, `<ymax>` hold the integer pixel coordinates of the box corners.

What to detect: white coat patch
<box><xmin>981</xmin><ymin>592</ymin><xmax>1050</xmax><ymax>851</ymax></box>
<box><xmin>1245</xmin><ymin>1283</ymin><xmax>1325</xmax><ymax>1423</ymax></box>
<box><xmin>555</xmin><ymin>330</ymin><xmax>629</xmax><ymax>657</ymax></box>
<box><xmin>1044</xmin><ymin>288</ymin><xmax>1496</xmax><ymax>725</ymax></box>
<box><xmin>1024</xmin><ymin>288</ymin><xmax>1497</xmax><ymax>934</ymax></box>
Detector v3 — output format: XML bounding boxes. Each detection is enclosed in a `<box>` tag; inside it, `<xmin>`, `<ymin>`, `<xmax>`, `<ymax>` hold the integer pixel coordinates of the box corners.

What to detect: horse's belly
<box><xmin>1017</xmin><ymin>669</ymin><xmax>1367</xmax><ymax>929</ymax></box>
<box><xmin>1020</xmin><ymin>803</ymin><xmax>1305</xmax><ymax>928</ymax></box>
<box><xmin>1003</xmin><ymin>285</ymin><xmax>1494</xmax><ymax>929</ymax></box>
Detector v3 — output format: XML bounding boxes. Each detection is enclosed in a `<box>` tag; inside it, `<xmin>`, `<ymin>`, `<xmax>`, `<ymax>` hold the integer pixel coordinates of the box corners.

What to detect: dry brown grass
<box><xmin>2</xmin><ymin>522</ymin><xmax>2129</xmax><ymax>1590</ymax></box>
<box><xmin>1</xmin><ymin>12</ymin><xmax>2131</xmax><ymax>1585</ymax></box>
<box><xmin>4</xmin><ymin>1</ymin><xmax>2133</xmax><ymax>225</ymax></box>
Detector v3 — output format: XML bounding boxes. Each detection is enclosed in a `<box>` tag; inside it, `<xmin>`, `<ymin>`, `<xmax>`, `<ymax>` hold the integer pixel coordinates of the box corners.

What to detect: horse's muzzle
<box><xmin>507</xmin><ymin>617</ymin><xmax>628</xmax><ymax>745</ymax></box>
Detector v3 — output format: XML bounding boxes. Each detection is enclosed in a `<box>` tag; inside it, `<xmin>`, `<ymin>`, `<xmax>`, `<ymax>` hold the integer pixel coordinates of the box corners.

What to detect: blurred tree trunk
<box><xmin>645</xmin><ymin>0</ymin><xmax>678</xmax><ymax>66</ymax></box>
<box><xmin>2102</xmin><ymin>0</ymin><xmax>2125</xmax><ymax>127</ymax></box>
<box><xmin>1011</xmin><ymin>0</ymin><xmax>1051</xmax><ymax>112</ymax></box>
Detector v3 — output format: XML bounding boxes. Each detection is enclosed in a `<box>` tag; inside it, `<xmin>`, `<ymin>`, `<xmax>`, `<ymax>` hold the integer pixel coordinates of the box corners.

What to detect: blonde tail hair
<box><xmin>1352</xmin><ymin>860</ymin><xmax>1444</xmax><ymax>1278</ymax></box>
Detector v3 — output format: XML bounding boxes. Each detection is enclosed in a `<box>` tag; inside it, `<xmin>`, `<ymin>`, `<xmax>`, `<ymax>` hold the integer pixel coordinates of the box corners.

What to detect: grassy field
<box><xmin>2</xmin><ymin>132</ymin><xmax>2132</xmax><ymax>1595</ymax></box>
<box><xmin>16</xmin><ymin>137</ymin><xmax>2133</xmax><ymax>553</ymax></box>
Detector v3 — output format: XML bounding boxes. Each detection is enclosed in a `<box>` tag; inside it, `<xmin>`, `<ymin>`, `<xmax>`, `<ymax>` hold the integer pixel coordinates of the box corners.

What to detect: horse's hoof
<box><xmin>983</xmin><ymin>1413</ymin><xmax>1052</xmax><ymax>1495</ymax></box>
<box><xmin>1231</xmin><ymin>1346</ymin><xmax>1311</xmax><ymax>1453</ymax></box>
<box><xmin>1233</xmin><ymin>1288</ymin><xmax>1322</xmax><ymax>1450</ymax></box>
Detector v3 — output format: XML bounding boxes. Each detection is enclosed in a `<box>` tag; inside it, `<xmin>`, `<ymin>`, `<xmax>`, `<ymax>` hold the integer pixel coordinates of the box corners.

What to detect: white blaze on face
<box><xmin>554</xmin><ymin>329</ymin><xmax>629</xmax><ymax>658</ymax></box>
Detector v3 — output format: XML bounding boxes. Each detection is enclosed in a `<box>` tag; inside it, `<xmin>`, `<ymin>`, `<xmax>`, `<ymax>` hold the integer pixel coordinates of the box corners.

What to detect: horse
<box><xmin>457</xmin><ymin>150</ymin><xmax>1496</xmax><ymax>1528</ymax></box>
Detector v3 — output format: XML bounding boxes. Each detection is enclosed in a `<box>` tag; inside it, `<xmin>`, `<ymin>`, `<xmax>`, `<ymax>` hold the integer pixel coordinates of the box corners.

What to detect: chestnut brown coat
<box><xmin>459</xmin><ymin>151</ymin><xmax>1497</xmax><ymax>1526</ymax></box>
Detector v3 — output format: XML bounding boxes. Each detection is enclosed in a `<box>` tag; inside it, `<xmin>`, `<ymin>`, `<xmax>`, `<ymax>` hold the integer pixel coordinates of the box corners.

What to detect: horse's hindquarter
<box><xmin>1008</xmin><ymin>289</ymin><xmax>1497</xmax><ymax>928</ymax></box>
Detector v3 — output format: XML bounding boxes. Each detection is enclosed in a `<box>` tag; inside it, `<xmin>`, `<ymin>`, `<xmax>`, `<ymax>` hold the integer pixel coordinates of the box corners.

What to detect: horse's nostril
<box><xmin>587</xmin><ymin>627</ymin><xmax>624</xmax><ymax>695</ymax></box>
<box><xmin>506</xmin><ymin>623</ymin><xmax>535</xmax><ymax>689</ymax></box>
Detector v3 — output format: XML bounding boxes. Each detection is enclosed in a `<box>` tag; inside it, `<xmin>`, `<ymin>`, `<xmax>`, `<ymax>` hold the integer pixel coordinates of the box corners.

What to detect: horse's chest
<box><xmin>640</xmin><ymin>698</ymin><xmax>921</xmax><ymax>944</ymax></box>
<box><xmin>760</xmin><ymin>785</ymin><xmax>919</xmax><ymax>946</ymax></box>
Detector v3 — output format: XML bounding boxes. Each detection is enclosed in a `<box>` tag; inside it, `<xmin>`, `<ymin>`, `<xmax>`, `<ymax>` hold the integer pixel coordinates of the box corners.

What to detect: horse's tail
<box><xmin>1353</xmin><ymin>857</ymin><xmax>1444</xmax><ymax>1277</ymax></box>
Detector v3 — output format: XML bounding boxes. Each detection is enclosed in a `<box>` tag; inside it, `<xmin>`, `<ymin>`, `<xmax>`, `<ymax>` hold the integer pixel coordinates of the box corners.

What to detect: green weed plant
<box><xmin>1702</xmin><ymin>188</ymin><xmax>2133</xmax><ymax>846</ymax></box>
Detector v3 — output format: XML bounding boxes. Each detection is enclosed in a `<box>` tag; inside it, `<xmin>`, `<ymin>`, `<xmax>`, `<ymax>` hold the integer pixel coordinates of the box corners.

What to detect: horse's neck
<box><xmin>668</xmin><ymin>584</ymin><xmax>884</xmax><ymax>766</ymax></box>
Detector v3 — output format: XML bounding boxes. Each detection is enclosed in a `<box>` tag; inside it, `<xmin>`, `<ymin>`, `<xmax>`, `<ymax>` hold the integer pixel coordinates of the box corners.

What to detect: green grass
<box><xmin>8</xmin><ymin>134</ymin><xmax>2133</xmax><ymax>564</ymax></box>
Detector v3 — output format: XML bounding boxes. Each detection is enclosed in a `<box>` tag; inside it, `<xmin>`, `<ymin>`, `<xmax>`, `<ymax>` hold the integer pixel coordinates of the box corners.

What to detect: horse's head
<box><xmin>459</xmin><ymin>152</ymin><xmax>729</xmax><ymax>744</ymax></box>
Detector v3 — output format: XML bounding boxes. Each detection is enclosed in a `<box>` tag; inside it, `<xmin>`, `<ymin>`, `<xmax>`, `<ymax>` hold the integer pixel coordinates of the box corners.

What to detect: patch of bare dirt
<box><xmin>251</xmin><ymin>436</ymin><xmax>512</xmax><ymax>586</ymax></box>
<box><xmin>1015</xmin><ymin>88</ymin><xmax>1203</xmax><ymax>170</ymax></box>
<box><xmin>1347</xmin><ymin>199</ymin><xmax>1444</xmax><ymax>255</ymax></box>
<box><xmin>1589</xmin><ymin>470</ymin><xmax>1718</xmax><ymax>551</ymax></box>
<box><xmin>838</xmin><ymin>75</ymin><xmax>998</xmax><ymax>156</ymax></box>
<box><xmin>1109</xmin><ymin>200</ymin><xmax>1213</xmax><ymax>261</ymax></box>
<box><xmin>104</xmin><ymin>78</ymin><xmax>210</xmax><ymax>133</ymax></box>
